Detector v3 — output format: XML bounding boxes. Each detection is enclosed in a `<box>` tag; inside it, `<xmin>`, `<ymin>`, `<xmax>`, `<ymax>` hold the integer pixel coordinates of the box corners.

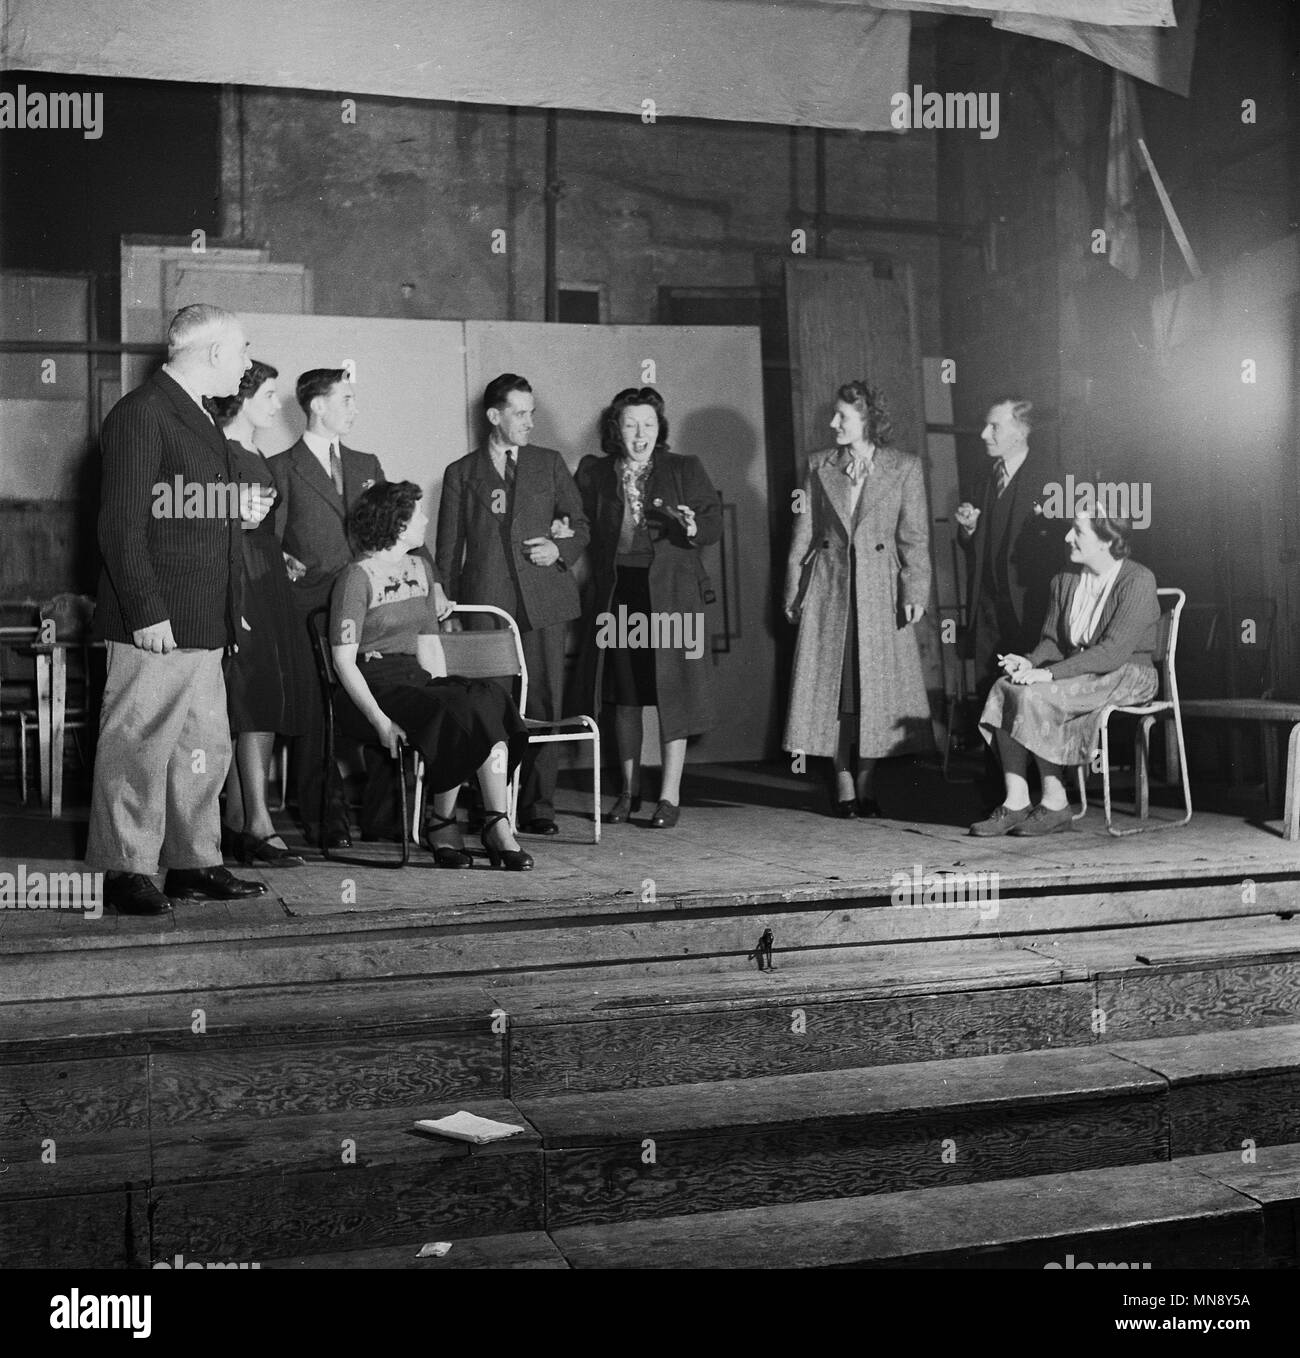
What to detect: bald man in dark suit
<box><xmin>436</xmin><ymin>374</ymin><xmax>589</xmax><ymax>834</ymax></box>
<box><xmin>87</xmin><ymin>303</ymin><xmax>269</xmax><ymax>915</ymax></box>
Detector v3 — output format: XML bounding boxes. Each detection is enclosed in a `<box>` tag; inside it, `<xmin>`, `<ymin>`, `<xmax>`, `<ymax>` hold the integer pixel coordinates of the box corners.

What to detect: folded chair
<box><xmin>1073</xmin><ymin>587</ymin><xmax>1192</xmax><ymax>836</ymax></box>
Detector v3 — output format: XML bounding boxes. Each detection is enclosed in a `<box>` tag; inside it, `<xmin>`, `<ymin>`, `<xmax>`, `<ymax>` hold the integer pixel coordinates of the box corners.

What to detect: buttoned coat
<box><xmin>575</xmin><ymin>451</ymin><xmax>722</xmax><ymax>742</ymax></box>
<box><xmin>783</xmin><ymin>444</ymin><xmax>934</xmax><ymax>759</ymax></box>
<box><xmin>435</xmin><ymin>444</ymin><xmax>589</xmax><ymax>632</ymax></box>
<box><xmin>268</xmin><ymin>438</ymin><xmax>386</xmax><ymax>614</ymax></box>
<box><xmin>94</xmin><ymin>369</ymin><xmax>241</xmax><ymax>649</ymax></box>
<box><xmin>962</xmin><ymin>450</ymin><xmax>1063</xmax><ymax>652</ymax></box>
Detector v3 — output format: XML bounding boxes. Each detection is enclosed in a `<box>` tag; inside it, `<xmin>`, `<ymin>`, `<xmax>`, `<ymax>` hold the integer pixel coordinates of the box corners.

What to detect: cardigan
<box><xmin>1027</xmin><ymin>558</ymin><xmax>1160</xmax><ymax>680</ymax></box>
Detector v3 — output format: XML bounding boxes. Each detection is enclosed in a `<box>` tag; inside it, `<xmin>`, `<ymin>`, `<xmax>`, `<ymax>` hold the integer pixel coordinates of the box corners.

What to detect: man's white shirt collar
<box><xmin>999</xmin><ymin>447</ymin><xmax>1029</xmax><ymax>482</ymax></box>
<box><xmin>162</xmin><ymin>364</ymin><xmax>214</xmax><ymax>420</ymax></box>
<box><xmin>303</xmin><ymin>429</ymin><xmax>337</xmax><ymax>476</ymax></box>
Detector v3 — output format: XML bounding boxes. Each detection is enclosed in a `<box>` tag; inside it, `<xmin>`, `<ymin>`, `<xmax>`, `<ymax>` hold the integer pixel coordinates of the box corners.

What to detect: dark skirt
<box><xmin>980</xmin><ymin>663</ymin><xmax>1160</xmax><ymax>767</ymax></box>
<box><xmin>337</xmin><ymin>654</ymin><xmax>529</xmax><ymax>794</ymax></box>
<box><xmin>226</xmin><ymin>523</ymin><xmax>313</xmax><ymax>737</ymax></box>
<box><xmin>839</xmin><ymin>547</ymin><xmax>860</xmax><ymax>717</ymax></box>
<box><xmin>602</xmin><ymin>565</ymin><xmax>658</xmax><ymax>708</ymax></box>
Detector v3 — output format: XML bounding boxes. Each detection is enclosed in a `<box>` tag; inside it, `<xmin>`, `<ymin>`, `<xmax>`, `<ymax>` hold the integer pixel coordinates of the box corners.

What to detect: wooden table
<box><xmin>27</xmin><ymin>639</ymin><xmax>102</xmax><ymax>818</ymax></box>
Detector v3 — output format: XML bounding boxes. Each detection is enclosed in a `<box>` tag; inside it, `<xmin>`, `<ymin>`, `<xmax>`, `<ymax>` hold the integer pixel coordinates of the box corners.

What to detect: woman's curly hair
<box><xmin>836</xmin><ymin>380</ymin><xmax>893</xmax><ymax>446</ymax></box>
<box><xmin>205</xmin><ymin>359</ymin><xmax>279</xmax><ymax>427</ymax></box>
<box><xmin>600</xmin><ymin>387</ymin><xmax>670</xmax><ymax>459</ymax></box>
<box><xmin>349</xmin><ymin>480</ymin><xmax>423</xmax><ymax>554</ymax></box>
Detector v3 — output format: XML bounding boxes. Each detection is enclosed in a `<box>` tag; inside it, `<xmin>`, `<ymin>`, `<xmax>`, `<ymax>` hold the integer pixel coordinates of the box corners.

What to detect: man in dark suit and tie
<box><xmin>86</xmin><ymin>303</ymin><xmax>270</xmax><ymax>915</ymax></box>
<box><xmin>436</xmin><ymin>374</ymin><xmax>590</xmax><ymax>835</ymax></box>
<box><xmin>270</xmin><ymin>368</ymin><xmax>419</xmax><ymax>847</ymax></box>
<box><xmin>956</xmin><ymin>397</ymin><xmax>1063</xmax><ymax>698</ymax></box>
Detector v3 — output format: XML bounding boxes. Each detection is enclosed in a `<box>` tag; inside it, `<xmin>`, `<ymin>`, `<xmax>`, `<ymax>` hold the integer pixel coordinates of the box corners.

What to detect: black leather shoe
<box><xmin>238</xmin><ymin>832</ymin><xmax>306</xmax><ymax>868</ymax></box>
<box><xmin>519</xmin><ymin>817</ymin><xmax>558</xmax><ymax>836</ymax></box>
<box><xmin>856</xmin><ymin>797</ymin><xmax>883</xmax><ymax>819</ymax></box>
<box><xmin>163</xmin><ymin>866</ymin><xmax>269</xmax><ymax>900</ymax></box>
<box><xmin>422</xmin><ymin>812</ymin><xmax>473</xmax><ymax>869</ymax></box>
<box><xmin>104</xmin><ymin>872</ymin><xmax>172</xmax><ymax>916</ymax></box>
<box><xmin>607</xmin><ymin>794</ymin><xmax>642</xmax><ymax>824</ymax></box>
<box><xmin>650</xmin><ymin>799</ymin><xmax>680</xmax><ymax>829</ymax></box>
<box><xmin>834</xmin><ymin>798</ymin><xmax>860</xmax><ymax>819</ymax></box>
<box><xmin>480</xmin><ymin>812</ymin><xmax>534</xmax><ymax>871</ymax></box>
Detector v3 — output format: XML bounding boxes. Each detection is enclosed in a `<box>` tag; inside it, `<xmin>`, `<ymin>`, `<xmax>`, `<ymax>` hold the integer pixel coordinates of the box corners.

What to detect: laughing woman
<box><xmin>783</xmin><ymin>381</ymin><xmax>933</xmax><ymax>818</ymax></box>
<box><xmin>576</xmin><ymin>387</ymin><xmax>722</xmax><ymax>828</ymax></box>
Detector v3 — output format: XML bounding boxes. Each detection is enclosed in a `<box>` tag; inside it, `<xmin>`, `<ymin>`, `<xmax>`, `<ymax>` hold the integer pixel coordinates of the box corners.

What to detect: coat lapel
<box><xmin>469</xmin><ymin>445</ymin><xmax>505</xmax><ymax>514</ymax></box>
<box><xmin>155</xmin><ymin>370</ymin><xmax>228</xmax><ymax>464</ymax></box>
<box><xmin>292</xmin><ymin>440</ymin><xmax>347</xmax><ymax>522</ymax></box>
<box><xmin>851</xmin><ymin>447</ymin><xmax>902</xmax><ymax>537</ymax></box>
<box><xmin>816</xmin><ymin>450</ymin><xmax>856</xmax><ymax>535</ymax></box>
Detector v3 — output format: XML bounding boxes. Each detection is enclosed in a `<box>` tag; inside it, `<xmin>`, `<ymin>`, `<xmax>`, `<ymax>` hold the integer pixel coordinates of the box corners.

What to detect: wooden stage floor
<box><xmin>2</xmin><ymin>761</ymin><xmax>1296</xmax><ymax>949</ymax></box>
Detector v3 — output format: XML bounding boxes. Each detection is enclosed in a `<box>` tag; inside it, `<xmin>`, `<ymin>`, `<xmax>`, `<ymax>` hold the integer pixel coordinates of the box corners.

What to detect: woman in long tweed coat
<box><xmin>783</xmin><ymin>381</ymin><xmax>933</xmax><ymax>817</ymax></box>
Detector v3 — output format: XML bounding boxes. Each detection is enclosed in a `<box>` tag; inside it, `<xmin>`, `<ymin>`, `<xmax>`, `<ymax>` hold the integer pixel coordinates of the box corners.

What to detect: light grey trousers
<box><xmin>85</xmin><ymin>642</ymin><xmax>231</xmax><ymax>874</ymax></box>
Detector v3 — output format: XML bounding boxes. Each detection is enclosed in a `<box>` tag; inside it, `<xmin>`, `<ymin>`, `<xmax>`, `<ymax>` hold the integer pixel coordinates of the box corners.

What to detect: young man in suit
<box><xmin>436</xmin><ymin>374</ymin><xmax>590</xmax><ymax>835</ymax></box>
<box><xmin>86</xmin><ymin>304</ymin><xmax>270</xmax><ymax>915</ymax></box>
<box><xmin>271</xmin><ymin>368</ymin><xmax>438</xmax><ymax>847</ymax></box>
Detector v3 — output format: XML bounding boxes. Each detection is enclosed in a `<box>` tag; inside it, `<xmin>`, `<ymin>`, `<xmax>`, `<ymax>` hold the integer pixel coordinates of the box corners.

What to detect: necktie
<box><xmin>995</xmin><ymin>461</ymin><xmax>1010</xmax><ymax>497</ymax></box>
<box><xmin>504</xmin><ymin>449</ymin><xmax>517</xmax><ymax>488</ymax></box>
<box><xmin>329</xmin><ymin>443</ymin><xmax>344</xmax><ymax>498</ymax></box>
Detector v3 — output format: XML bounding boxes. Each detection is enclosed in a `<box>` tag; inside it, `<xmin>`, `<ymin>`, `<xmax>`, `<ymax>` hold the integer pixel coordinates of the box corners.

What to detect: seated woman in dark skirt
<box><xmin>971</xmin><ymin>511</ymin><xmax>1160</xmax><ymax>837</ymax></box>
<box><xmin>330</xmin><ymin>481</ymin><xmax>534</xmax><ymax>870</ymax></box>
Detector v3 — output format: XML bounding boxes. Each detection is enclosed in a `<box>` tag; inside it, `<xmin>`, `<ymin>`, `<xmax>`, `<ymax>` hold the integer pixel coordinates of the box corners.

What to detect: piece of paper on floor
<box><xmin>413</xmin><ymin>1111</ymin><xmax>526</xmax><ymax>1144</ymax></box>
<box><xmin>417</xmin><ymin>1242</ymin><xmax>453</xmax><ymax>1259</ymax></box>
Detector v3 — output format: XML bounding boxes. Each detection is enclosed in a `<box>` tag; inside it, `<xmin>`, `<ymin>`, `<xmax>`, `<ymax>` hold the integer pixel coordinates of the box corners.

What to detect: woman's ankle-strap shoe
<box><xmin>607</xmin><ymin>793</ymin><xmax>642</xmax><ymax>824</ymax></box>
<box><xmin>650</xmin><ymin>799</ymin><xmax>680</xmax><ymax>829</ymax></box>
<box><xmin>480</xmin><ymin>812</ymin><xmax>534</xmax><ymax>871</ymax></box>
<box><xmin>423</xmin><ymin>812</ymin><xmax>473</xmax><ymax>869</ymax></box>
<box><xmin>239</xmin><ymin>832</ymin><xmax>306</xmax><ymax>868</ymax></box>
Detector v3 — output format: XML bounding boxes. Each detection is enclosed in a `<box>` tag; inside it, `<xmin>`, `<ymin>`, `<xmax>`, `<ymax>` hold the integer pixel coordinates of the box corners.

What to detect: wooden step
<box><xmin>550</xmin><ymin>1158</ymin><xmax>1264</xmax><ymax>1269</ymax></box>
<box><xmin>4</xmin><ymin>864</ymin><xmax>1295</xmax><ymax>1000</ymax></box>
<box><xmin>0</xmin><ymin>1128</ymin><xmax>151</xmax><ymax>1268</ymax></box>
<box><xmin>147</xmin><ymin>1099</ymin><xmax>543</xmax><ymax>1262</ymax></box>
<box><xmin>1184</xmin><ymin>1142</ymin><xmax>1300</xmax><ymax>1268</ymax></box>
<box><xmin>518</xmin><ymin>1046</ymin><xmax>1170</xmax><ymax>1227</ymax></box>
<box><xmin>262</xmin><ymin>1231</ymin><xmax>569</xmax><ymax>1269</ymax></box>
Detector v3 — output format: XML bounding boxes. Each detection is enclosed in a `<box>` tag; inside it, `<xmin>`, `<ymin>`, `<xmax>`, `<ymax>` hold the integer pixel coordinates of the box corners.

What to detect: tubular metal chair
<box><xmin>417</xmin><ymin>604</ymin><xmax>601</xmax><ymax>844</ymax></box>
<box><xmin>306</xmin><ymin>608</ymin><xmax>411</xmax><ymax>869</ymax></box>
<box><xmin>1073</xmin><ymin>587</ymin><xmax>1192</xmax><ymax>836</ymax></box>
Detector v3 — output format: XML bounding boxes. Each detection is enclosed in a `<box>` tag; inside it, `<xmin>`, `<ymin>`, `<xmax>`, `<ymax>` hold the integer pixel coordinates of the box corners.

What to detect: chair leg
<box><xmin>1284</xmin><ymin>723</ymin><xmax>1300</xmax><ymax>843</ymax></box>
<box><xmin>1071</xmin><ymin>760</ymin><xmax>1089</xmax><ymax>821</ymax></box>
<box><xmin>591</xmin><ymin>728</ymin><xmax>601</xmax><ymax>845</ymax></box>
<box><xmin>1101</xmin><ymin>716</ymin><xmax>1116</xmax><ymax>834</ymax></box>
<box><xmin>1136</xmin><ymin>716</ymin><xmax>1155</xmax><ymax>820</ymax></box>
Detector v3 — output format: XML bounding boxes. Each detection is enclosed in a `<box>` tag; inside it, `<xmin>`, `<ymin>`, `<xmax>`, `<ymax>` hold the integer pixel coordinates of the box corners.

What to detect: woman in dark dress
<box><xmin>209</xmin><ymin>360</ymin><xmax>312</xmax><ymax>867</ymax></box>
<box><xmin>331</xmin><ymin>481</ymin><xmax>534</xmax><ymax>870</ymax></box>
<box><xmin>575</xmin><ymin>387</ymin><xmax>721</xmax><ymax>829</ymax></box>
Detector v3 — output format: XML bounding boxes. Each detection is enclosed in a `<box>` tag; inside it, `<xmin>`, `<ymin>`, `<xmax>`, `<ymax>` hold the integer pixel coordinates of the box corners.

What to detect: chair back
<box><xmin>305</xmin><ymin>607</ymin><xmax>337</xmax><ymax>699</ymax></box>
<box><xmin>440</xmin><ymin>605</ymin><xmax>529</xmax><ymax>710</ymax></box>
<box><xmin>1153</xmin><ymin>588</ymin><xmax>1185</xmax><ymax>707</ymax></box>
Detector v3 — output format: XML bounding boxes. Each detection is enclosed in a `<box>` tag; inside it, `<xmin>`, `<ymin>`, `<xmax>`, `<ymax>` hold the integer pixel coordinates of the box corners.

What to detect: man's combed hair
<box><xmin>207</xmin><ymin>359</ymin><xmax>279</xmax><ymax>427</ymax></box>
<box><xmin>483</xmin><ymin>373</ymin><xmax>532</xmax><ymax>413</ymax></box>
<box><xmin>297</xmin><ymin>368</ymin><xmax>348</xmax><ymax>417</ymax></box>
<box><xmin>349</xmin><ymin>480</ymin><xmax>423</xmax><ymax>555</ymax></box>
<box><xmin>166</xmin><ymin>304</ymin><xmax>236</xmax><ymax>362</ymax></box>
<box><xmin>992</xmin><ymin>396</ymin><xmax>1034</xmax><ymax>434</ymax></box>
<box><xmin>600</xmin><ymin>387</ymin><xmax>670</xmax><ymax>459</ymax></box>
<box><xmin>837</xmin><ymin>380</ymin><xmax>893</xmax><ymax>446</ymax></box>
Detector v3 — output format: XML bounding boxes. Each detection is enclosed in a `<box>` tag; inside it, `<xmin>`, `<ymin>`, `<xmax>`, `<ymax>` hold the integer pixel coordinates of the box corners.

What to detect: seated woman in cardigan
<box><xmin>971</xmin><ymin>511</ymin><xmax>1160</xmax><ymax>837</ymax></box>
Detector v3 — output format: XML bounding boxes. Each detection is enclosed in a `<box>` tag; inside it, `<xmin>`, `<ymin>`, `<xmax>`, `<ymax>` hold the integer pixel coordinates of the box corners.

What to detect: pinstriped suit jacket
<box><xmin>93</xmin><ymin>369</ymin><xmax>241</xmax><ymax>649</ymax></box>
